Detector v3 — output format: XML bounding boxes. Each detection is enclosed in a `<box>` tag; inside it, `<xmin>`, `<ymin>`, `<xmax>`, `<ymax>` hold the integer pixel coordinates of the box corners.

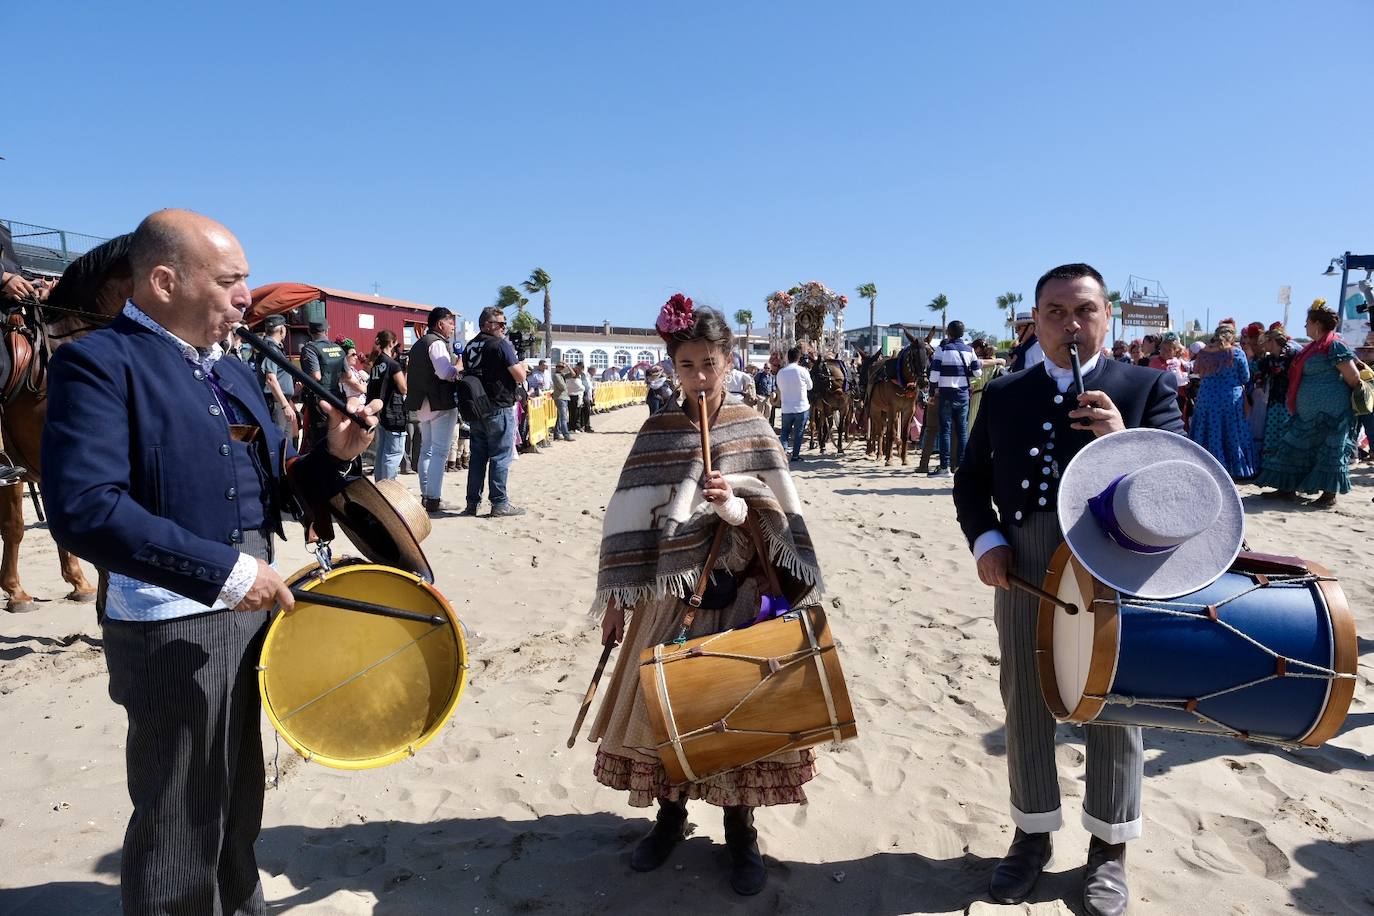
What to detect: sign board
<box><xmin>1121</xmin><ymin>302</ymin><xmax>1170</xmax><ymax>329</ymax></box>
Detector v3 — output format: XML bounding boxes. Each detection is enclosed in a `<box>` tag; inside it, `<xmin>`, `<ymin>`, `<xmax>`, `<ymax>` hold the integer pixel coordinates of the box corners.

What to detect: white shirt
<box><xmin>775</xmin><ymin>363</ymin><xmax>813</xmax><ymax>414</ymax></box>
<box><xmin>1016</xmin><ymin>339</ymin><xmax>1045</xmax><ymax>372</ymax></box>
<box><xmin>725</xmin><ymin>368</ymin><xmax>751</xmax><ymax>395</ymax></box>
<box><xmin>971</xmin><ymin>353</ymin><xmax>1102</xmax><ymax>561</ymax></box>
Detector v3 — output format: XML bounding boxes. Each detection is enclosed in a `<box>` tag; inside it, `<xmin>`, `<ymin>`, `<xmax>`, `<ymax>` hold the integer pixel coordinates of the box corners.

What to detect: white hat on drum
<box><xmin>1058</xmin><ymin>428</ymin><xmax>1244</xmax><ymax>599</ymax></box>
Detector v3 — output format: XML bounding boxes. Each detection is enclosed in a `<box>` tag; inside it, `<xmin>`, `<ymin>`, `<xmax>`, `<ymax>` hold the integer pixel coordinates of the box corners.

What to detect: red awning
<box><xmin>246</xmin><ymin>282</ymin><xmax>324</xmax><ymax>325</ymax></box>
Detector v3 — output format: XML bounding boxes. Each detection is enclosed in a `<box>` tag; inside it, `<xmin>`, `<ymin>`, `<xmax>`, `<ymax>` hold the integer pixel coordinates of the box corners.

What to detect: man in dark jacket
<box><xmin>42</xmin><ymin>209</ymin><xmax>379</xmax><ymax>916</ymax></box>
<box><xmin>460</xmin><ymin>306</ymin><xmax>527</xmax><ymax>516</ymax></box>
<box><xmin>405</xmin><ymin>306</ymin><xmax>461</xmax><ymax>513</ymax></box>
<box><xmin>953</xmin><ymin>263</ymin><xmax>1183</xmax><ymax>916</ymax></box>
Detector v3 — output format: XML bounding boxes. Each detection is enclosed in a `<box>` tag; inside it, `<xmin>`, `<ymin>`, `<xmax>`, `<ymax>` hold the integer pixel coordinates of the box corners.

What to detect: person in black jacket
<box><xmin>953</xmin><ymin>263</ymin><xmax>1183</xmax><ymax>916</ymax></box>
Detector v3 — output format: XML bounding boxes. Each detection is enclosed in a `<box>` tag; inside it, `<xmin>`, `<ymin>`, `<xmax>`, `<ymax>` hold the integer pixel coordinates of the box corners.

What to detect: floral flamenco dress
<box><xmin>1256</xmin><ymin>339</ymin><xmax>1357</xmax><ymax>495</ymax></box>
<box><xmin>1189</xmin><ymin>346</ymin><xmax>1255</xmax><ymax>478</ymax></box>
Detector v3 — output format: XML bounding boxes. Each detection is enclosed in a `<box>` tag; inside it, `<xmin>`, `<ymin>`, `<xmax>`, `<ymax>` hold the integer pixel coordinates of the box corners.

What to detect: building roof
<box><xmin>315</xmin><ymin>286</ymin><xmax>440</xmax><ymax>314</ymax></box>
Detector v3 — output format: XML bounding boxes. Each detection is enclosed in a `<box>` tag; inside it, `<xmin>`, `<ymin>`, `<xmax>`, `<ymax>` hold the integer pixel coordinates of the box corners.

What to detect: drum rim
<box><xmin>1297</xmin><ymin>561</ymin><xmax>1357</xmax><ymax>747</ymax></box>
<box><xmin>259</xmin><ymin>560</ymin><xmax>467</xmax><ymax>770</ymax></box>
<box><xmin>1036</xmin><ymin>542</ymin><xmax>1120</xmax><ymax>724</ymax></box>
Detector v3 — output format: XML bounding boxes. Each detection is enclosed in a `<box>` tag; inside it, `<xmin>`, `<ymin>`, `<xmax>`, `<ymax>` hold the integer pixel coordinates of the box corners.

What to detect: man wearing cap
<box><xmin>405</xmin><ymin>306</ymin><xmax>462</xmax><ymax>514</ymax></box>
<box><xmin>1008</xmin><ymin>311</ymin><xmax>1044</xmax><ymax>373</ymax></box>
<box><xmin>299</xmin><ymin>319</ymin><xmax>347</xmax><ymax>454</ymax></box>
<box><xmin>256</xmin><ymin>315</ymin><xmax>297</xmax><ymax>439</ymax></box>
<box><xmin>953</xmin><ymin>263</ymin><xmax>1184</xmax><ymax>916</ymax></box>
<box><xmin>41</xmin><ymin>209</ymin><xmax>379</xmax><ymax>915</ymax></box>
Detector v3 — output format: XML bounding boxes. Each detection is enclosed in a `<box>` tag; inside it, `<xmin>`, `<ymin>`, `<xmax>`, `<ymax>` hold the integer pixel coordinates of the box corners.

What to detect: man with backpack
<box><xmin>458</xmin><ymin>306</ymin><xmax>528</xmax><ymax>517</ymax></box>
<box><xmin>405</xmin><ymin>307</ymin><xmax>462</xmax><ymax>513</ymax></box>
<box><xmin>927</xmin><ymin>319</ymin><xmax>982</xmax><ymax>477</ymax></box>
<box><xmin>367</xmin><ymin>329</ymin><xmax>408</xmax><ymax>481</ymax></box>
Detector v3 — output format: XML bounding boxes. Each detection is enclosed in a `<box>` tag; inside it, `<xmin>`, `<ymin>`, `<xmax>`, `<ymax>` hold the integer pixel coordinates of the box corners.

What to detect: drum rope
<box><xmin>1084</xmin><ymin>715</ymin><xmax>1312</xmax><ymax>751</ymax></box>
<box><xmin>658</xmin><ymin>646</ymin><xmax>844</xmax><ymax>744</ymax></box>
<box><xmin>1108</xmin><ymin>592</ymin><xmax>1354</xmax><ymax>682</ymax></box>
<box><xmin>276</xmin><ymin>623</ymin><xmax>447</xmax><ymax>721</ymax></box>
<box><xmin>653</xmin><ymin>644</ymin><xmax>698</xmax><ymax>783</ymax></box>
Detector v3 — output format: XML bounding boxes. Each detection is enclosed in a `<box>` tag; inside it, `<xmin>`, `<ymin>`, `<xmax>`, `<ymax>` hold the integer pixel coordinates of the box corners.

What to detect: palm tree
<box><xmin>734</xmin><ymin>309</ymin><xmax>753</xmax><ymax>365</ymax></box>
<box><xmin>521</xmin><ymin>268</ymin><xmax>553</xmax><ymax>357</ymax></box>
<box><xmin>495</xmin><ymin>284</ymin><xmax>527</xmax><ymax>312</ymax></box>
<box><xmin>995</xmin><ymin>291</ymin><xmax>1022</xmax><ymax>328</ymax></box>
<box><xmin>496</xmin><ymin>285</ymin><xmax>538</xmax><ymax>346</ymax></box>
<box><xmin>927</xmin><ymin>293</ymin><xmax>949</xmax><ymax>330</ymax></box>
<box><xmin>856</xmin><ymin>282</ymin><xmax>878</xmax><ymax>351</ymax></box>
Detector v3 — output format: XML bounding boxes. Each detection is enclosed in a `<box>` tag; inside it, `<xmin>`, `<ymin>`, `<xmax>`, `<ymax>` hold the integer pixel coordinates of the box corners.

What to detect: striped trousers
<box><xmin>994</xmin><ymin>511</ymin><xmax>1144</xmax><ymax>844</ymax></box>
<box><xmin>104</xmin><ymin>608</ymin><xmax>271</xmax><ymax>915</ymax></box>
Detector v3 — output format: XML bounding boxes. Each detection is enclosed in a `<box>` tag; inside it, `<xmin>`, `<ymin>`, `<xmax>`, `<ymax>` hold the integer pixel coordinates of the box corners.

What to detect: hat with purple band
<box><xmin>1057</xmin><ymin>428</ymin><xmax>1244</xmax><ymax>599</ymax></box>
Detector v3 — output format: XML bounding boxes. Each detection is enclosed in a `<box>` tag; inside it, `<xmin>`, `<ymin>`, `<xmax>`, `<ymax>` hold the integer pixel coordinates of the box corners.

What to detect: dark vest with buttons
<box><xmin>302</xmin><ymin>339</ymin><xmax>346</xmax><ymax>401</ymax></box>
<box><xmin>953</xmin><ymin>357</ymin><xmax>1185</xmax><ymax>548</ymax></box>
<box><xmin>404</xmin><ymin>331</ymin><xmax>457</xmax><ymax>412</ymax></box>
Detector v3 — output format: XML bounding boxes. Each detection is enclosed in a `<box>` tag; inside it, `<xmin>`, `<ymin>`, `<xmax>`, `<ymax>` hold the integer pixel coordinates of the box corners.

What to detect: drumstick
<box><xmin>237</xmin><ymin>323</ymin><xmax>373</xmax><ymax>430</ymax></box>
<box><xmin>698</xmin><ymin>390</ymin><xmax>713</xmax><ymax>476</ymax></box>
<box><xmin>287</xmin><ymin>587</ymin><xmax>447</xmax><ymax>625</ymax></box>
<box><xmin>1007</xmin><ymin>574</ymin><xmax>1079</xmax><ymax>615</ymax></box>
<box><xmin>567</xmin><ymin>641</ymin><xmax>615</xmax><ymax>748</ymax></box>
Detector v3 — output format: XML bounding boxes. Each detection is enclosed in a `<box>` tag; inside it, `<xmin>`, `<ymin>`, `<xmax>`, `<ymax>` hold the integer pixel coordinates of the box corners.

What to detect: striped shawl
<box><xmin>591</xmin><ymin>399</ymin><xmax>823</xmax><ymax>619</ymax></box>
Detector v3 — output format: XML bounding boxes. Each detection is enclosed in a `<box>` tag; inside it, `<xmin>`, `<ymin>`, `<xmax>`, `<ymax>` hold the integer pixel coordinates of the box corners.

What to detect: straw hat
<box><xmin>1057</xmin><ymin>429</ymin><xmax>1244</xmax><ymax>599</ymax></box>
<box><xmin>327</xmin><ymin>477</ymin><xmax>433</xmax><ymax>582</ymax></box>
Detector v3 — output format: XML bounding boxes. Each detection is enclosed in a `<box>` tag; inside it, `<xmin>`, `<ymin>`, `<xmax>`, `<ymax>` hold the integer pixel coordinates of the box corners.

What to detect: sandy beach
<box><xmin>1</xmin><ymin>402</ymin><xmax>1371</xmax><ymax>916</ymax></box>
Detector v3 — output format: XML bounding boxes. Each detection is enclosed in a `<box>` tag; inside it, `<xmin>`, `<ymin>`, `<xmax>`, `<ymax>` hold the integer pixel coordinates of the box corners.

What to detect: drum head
<box><xmin>1036</xmin><ymin>543</ymin><xmax>1120</xmax><ymax>723</ymax></box>
<box><xmin>259</xmin><ymin>562</ymin><xmax>467</xmax><ymax>769</ymax></box>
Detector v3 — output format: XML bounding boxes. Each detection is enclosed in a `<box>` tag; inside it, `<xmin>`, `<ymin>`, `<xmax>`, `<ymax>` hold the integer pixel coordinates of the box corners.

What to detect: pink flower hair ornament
<box><xmin>656</xmin><ymin>293</ymin><xmax>695</xmax><ymax>342</ymax></box>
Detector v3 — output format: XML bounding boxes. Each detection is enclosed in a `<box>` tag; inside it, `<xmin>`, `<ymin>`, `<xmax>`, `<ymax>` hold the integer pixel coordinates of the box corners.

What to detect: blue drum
<box><xmin>1036</xmin><ymin>544</ymin><xmax>1356</xmax><ymax>747</ymax></box>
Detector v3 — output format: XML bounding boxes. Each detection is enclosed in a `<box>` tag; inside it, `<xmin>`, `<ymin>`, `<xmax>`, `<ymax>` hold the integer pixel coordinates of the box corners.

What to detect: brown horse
<box><xmin>0</xmin><ymin>235</ymin><xmax>132</xmax><ymax>611</ymax></box>
<box><xmin>865</xmin><ymin>340</ymin><xmax>931</xmax><ymax>466</ymax></box>
<box><xmin>808</xmin><ymin>358</ymin><xmax>853</xmax><ymax>455</ymax></box>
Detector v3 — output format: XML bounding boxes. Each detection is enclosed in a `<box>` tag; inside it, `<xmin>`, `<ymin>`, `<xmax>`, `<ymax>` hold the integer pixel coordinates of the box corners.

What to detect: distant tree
<box><xmin>734</xmin><ymin>309</ymin><xmax>754</xmax><ymax>364</ymax></box>
<box><xmin>856</xmin><ymin>282</ymin><xmax>878</xmax><ymax>350</ymax></box>
<box><xmin>496</xmin><ymin>284</ymin><xmax>538</xmax><ymax>345</ymax></box>
<box><xmin>995</xmin><ymin>291</ymin><xmax>1023</xmax><ymax>327</ymax></box>
<box><xmin>522</xmin><ymin>268</ymin><xmax>553</xmax><ymax>357</ymax></box>
<box><xmin>927</xmin><ymin>293</ymin><xmax>949</xmax><ymax>329</ymax></box>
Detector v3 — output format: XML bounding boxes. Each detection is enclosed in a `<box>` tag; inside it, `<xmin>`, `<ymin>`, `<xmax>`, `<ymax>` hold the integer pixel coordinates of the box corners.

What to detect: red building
<box><xmin>250</xmin><ymin>283</ymin><xmax>449</xmax><ymax>356</ymax></box>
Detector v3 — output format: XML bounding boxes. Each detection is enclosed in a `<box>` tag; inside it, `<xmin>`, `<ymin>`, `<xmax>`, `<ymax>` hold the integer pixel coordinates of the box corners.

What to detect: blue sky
<box><xmin>6</xmin><ymin>1</ymin><xmax>1370</xmax><ymax>339</ymax></box>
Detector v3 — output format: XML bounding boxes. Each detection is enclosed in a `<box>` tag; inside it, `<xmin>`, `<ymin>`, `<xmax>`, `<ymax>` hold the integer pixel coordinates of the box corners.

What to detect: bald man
<box><xmin>42</xmin><ymin>209</ymin><xmax>380</xmax><ymax>915</ymax></box>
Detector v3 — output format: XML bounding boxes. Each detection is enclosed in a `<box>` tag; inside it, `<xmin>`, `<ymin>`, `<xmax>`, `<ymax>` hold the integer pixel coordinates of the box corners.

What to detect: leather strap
<box><xmin>800</xmin><ymin>608</ymin><xmax>842</xmax><ymax>743</ymax></box>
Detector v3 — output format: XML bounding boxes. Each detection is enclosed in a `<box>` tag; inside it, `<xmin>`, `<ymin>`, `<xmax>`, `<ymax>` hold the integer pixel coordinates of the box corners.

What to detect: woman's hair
<box><xmin>664</xmin><ymin>305</ymin><xmax>733</xmax><ymax>358</ymax></box>
<box><xmin>375</xmin><ymin>329</ymin><xmax>397</xmax><ymax>350</ymax></box>
<box><xmin>1210</xmin><ymin>325</ymin><xmax>1237</xmax><ymax>345</ymax></box>
<box><xmin>1307</xmin><ymin>306</ymin><xmax>1339</xmax><ymax>333</ymax></box>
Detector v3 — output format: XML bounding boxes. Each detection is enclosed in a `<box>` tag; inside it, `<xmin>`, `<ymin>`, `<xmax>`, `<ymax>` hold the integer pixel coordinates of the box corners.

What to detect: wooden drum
<box><xmin>638</xmin><ymin>606</ymin><xmax>857</xmax><ymax>785</ymax></box>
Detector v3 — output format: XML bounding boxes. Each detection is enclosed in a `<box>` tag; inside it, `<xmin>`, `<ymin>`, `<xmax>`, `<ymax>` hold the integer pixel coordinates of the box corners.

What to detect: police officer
<box><xmin>300</xmin><ymin>320</ymin><xmax>346</xmax><ymax>453</ymax></box>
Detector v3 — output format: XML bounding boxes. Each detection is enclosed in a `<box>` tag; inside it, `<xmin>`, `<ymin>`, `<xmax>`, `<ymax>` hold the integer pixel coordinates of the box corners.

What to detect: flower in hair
<box><xmin>656</xmin><ymin>293</ymin><xmax>695</xmax><ymax>340</ymax></box>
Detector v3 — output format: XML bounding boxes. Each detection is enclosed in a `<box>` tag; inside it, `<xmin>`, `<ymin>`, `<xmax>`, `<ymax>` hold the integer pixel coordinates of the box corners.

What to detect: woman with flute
<box><xmin>582</xmin><ymin>295</ymin><xmax>826</xmax><ymax>896</ymax></box>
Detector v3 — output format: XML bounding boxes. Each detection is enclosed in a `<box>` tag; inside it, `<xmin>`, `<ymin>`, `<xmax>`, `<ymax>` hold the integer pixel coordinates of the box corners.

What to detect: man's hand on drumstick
<box><xmin>702</xmin><ymin>470</ymin><xmax>734</xmax><ymax>505</ymax></box>
<box><xmin>977</xmin><ymin>545</ymin><xmax>1014</xmax><ymax>590</ymax></box>
<box><xmin>601</xmin><ymin>596</ymin><xmax>625</xmax><ymax>647</ymax></box>
<box><xmin>235</xmin><ymin>559</ymin><xmax>294</xmax><ymax>612</ymax></box>
<box><xmin>320</xmin><ymin>395</ymin><xmax>384</xmax><ymax>461</ymax></box>
<box><xmin>1068</xmin><ymin>390</ymin><xmax>1125</xmax><ymax>437</ymax></box>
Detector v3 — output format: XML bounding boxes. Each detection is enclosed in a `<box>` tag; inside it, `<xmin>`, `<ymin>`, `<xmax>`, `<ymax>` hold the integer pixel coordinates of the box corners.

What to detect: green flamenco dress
<box><xmin>1255</xmin><ymin>340</ymin><xmax>1356</xmax><ymax>495</ymax></box>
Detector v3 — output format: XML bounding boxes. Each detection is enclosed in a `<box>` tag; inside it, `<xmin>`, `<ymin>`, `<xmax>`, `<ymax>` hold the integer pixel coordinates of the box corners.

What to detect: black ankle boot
<box><xmin>989</xmin><ymin>828</ymin><xmax>1053</xmax><ymax>903</ymax></box>
<box><xmin>630</xmin><ymin>797</ymin><xmax>689</xmax><ymax>872</ymax></box>
<box><xmin>723</xmin><ymin>805</ymin><xmax>766</xmax><ymax>896</ymax></box>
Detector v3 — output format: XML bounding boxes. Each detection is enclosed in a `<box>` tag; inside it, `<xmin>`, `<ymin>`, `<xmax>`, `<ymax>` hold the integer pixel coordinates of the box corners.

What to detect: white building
<box><xmin>522</xmin><ymin>322</ymin><xmax>772</xmax><ymax>370</ymax></box>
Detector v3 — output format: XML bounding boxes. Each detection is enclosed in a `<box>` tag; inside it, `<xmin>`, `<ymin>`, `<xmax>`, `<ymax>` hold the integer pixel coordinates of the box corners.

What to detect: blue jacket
<box><xmin>42</xmin><ymin>313</ymin><xmax>346</xmax><ymax>607</ymax></box>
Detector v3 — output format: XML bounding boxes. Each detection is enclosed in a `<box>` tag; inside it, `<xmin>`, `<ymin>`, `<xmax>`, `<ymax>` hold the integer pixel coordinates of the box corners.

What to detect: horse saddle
<box><xmin>1</xmin><ymin>313</ymin><xmax>42</xmax><ymax>405</ymax></box>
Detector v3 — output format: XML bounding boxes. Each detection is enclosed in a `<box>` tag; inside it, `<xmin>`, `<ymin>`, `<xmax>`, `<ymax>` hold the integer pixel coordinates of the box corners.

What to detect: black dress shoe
<box><xmin>723</xmin><ymin>805</ymin><xmax>766</xmax><ymax>895</ymax></box>
<box><xmin>989</xmin><ymin>828</ymin><xmax>1053</xmax><ymax>904</ymax></box>
<box><xmin>629</xmin><ymin>798</ymin><xmax>688</xmax><ymax>872</ymax></box>
<box><xmin>1083</xmin><ymin>836</ymin><xmax>1129</xmax><ymax>916</ymax></box>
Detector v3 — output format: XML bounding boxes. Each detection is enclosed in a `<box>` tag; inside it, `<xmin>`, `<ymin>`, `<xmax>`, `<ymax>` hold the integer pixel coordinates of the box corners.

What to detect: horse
<box><xmin>0</xmin><ymin>235</ymin><xmax>132</xmax><ymax>611</ymax></box>
<box><xmin>864</xmin><ymin>338</ymin><xmax>931</xmax><ymax>466</ymax></box>
<box><xmin>808</xmin><ymin>358</ymin><xmax>853</xmax><ymax>455</ymax></box>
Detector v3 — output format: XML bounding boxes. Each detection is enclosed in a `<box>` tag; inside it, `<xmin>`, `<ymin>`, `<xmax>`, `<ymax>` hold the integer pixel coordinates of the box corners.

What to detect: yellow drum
<box><xmin>259</xmin><ymin>560</ymin><xmax>468</xmax><ymax>769</ymax></box>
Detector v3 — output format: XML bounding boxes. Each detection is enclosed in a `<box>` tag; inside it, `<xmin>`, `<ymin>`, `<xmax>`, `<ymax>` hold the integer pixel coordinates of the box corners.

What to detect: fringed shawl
<box><xmin>591</xmin><ymin>399</ymin><xmax>823</xmax><ymax>620</ymax></box>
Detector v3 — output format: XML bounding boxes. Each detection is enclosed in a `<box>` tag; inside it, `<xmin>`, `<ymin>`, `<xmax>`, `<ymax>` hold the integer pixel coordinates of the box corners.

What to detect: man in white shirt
<box><xmin>774</xmin><ymin>346</ymin><xmax>813</xmax><ymax>460</ymax></box>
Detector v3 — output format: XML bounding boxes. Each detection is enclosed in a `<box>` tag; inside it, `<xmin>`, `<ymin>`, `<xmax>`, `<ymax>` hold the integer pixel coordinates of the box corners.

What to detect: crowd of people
<box><xmin>227</xmin><ymin>307</ymin><xmax>654</xmax><ymax>520</ymax></box>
